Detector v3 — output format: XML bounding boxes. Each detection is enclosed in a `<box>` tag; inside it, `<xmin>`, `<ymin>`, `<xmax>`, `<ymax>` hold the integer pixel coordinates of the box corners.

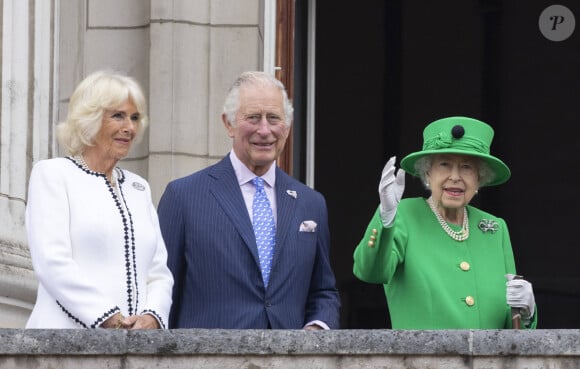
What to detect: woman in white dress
<box><xmin>25</xmin><ymin>70</ymin><xmax>173</xmax><ymax>329</ymax></box>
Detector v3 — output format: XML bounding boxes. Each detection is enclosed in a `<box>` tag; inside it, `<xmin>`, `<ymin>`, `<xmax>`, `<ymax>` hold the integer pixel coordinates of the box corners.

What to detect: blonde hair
<box><xmin>56</xmin><ymin>70</ymin><xmax>148</xmax><ymax>155</ymax></box>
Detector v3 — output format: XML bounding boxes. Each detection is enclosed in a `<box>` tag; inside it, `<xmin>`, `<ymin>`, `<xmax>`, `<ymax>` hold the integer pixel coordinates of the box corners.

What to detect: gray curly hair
<box><xmin>414</xmin><ymin>155</ymin><xmax>496</xmax><ymax>188</ymax></box>
<box><xmin>222</xmin><ymin>71</ymin><xmax>293</xmax><ymax>127</ymax></box>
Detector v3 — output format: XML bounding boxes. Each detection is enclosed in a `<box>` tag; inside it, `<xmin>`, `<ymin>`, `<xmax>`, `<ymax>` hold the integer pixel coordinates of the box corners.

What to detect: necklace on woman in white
<box><xmin>73</xmin><ymin>154</ymin><xmax>118</xmax><ymax>188</ymax></box>
<box><xmin>426</xmin><ymin>197</ymin><xmax>469</xmax><ymax>241</ymax></box>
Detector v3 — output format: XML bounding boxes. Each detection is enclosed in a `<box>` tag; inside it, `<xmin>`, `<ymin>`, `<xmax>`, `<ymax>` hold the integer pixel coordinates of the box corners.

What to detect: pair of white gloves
<box><xmin>378</xmin><ymin>156</ymin><xmax>536</xmax><ymax>321</ymax></box>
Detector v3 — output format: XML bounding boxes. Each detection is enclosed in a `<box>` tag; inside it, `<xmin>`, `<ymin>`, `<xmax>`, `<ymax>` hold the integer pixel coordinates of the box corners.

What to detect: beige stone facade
<box><xmin>0</xmin><ymin>0</ymin><xmax>271</xmax><ymax>328</ymax></box>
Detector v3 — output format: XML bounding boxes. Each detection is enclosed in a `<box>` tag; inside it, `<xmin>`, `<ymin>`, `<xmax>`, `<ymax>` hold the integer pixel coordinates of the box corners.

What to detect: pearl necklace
<box><xmin>426</xmin><ymin>197</ymin><xmax>469</xmax><ymax>241</ymax></box>
<box><xmin>73</xmin><ymin>155</ymin><xmax>117</xmax><ymax>188</ymax></box>
<box><xmin>74</xmin><ymin>154</ymin><xmax>89</xmax><ymax>171</ymax></box>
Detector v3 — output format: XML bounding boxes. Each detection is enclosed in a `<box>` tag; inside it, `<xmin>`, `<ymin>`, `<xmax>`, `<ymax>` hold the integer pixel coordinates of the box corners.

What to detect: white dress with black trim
<box><xmin>25</xmin><ymin>157</ymin><xmax>173</xmax><ymax>328</ymax></box>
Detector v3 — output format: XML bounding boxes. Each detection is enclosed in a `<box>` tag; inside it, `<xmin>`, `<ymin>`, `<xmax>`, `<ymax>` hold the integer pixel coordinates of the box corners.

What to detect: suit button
<box><xmin>460</xmin><ymin>261</ymin><xmax>470</xmax><ymax>271</ymax></box>
<box><xmin>368</xmin><ymin>240</ymin><xmax>375</xmax><ymax>248</ymax></box>
<box><xmin>265</xmin><ymin>301</ymin><xmax>272</xmax><ymax>307</ymax></box>
<box><xmin>465</xmin><ymin>296</ymin><xmax>475</xmax><ymax>306</ymax></box>
<box><xmin>372</xmin><ymin>228</ymin><xmax>378</xmax><ymax>235</ymax></box>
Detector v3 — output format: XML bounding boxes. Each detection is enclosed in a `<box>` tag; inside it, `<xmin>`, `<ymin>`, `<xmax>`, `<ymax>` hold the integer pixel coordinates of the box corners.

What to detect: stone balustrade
<box><xmin>0</xmin><ymin>329</ymin><xmax>578</xmax><ymax>369</ymax></box>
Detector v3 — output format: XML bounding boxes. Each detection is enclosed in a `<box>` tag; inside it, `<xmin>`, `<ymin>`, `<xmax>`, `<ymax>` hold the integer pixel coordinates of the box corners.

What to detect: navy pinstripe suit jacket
<box><xmin>157</xmin><ymin>155</ymin><xmax>341</xmax><ymax>329</ymax></box>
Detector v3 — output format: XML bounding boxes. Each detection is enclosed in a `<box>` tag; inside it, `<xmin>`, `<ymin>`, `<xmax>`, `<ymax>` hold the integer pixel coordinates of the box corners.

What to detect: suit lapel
<box><xmin>208</xmin><ymin>159</ymin><xmax>299</xmax><ymax>286</ymax></box>
<box><xmin>272</xmin><ymin>168</ymin><xmax>298</xmax><ymax>264</ymax></box>
<box><xmin>209</xmin><ymin>156</ymin><xmax>260</xmax><ymax>266</ymax></box>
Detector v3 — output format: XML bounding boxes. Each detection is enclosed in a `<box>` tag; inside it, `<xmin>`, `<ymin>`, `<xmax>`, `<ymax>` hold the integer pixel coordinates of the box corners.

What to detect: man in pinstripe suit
<box><xmin>157</xmin><ymin>71</ymin><xmax>340</xmax><ymax>329</ymax></box>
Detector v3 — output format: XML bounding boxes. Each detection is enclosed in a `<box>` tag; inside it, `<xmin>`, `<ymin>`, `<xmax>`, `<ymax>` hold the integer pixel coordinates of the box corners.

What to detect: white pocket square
<box><xmin>299</xmin><ymin>220</ymin><xmax>317</xmax><ymax>232</ymax></box>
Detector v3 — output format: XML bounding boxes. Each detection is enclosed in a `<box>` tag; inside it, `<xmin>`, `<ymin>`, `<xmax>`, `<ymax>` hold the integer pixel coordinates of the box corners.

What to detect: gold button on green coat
<box><xmin>465</xmin><ymin>296</ymin><xmax>475</xmax><ymax>306</ymax></box>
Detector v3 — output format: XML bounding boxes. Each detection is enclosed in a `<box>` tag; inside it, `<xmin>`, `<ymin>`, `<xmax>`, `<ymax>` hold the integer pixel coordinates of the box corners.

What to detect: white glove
<box><xmin>378</xmin><ymin>156</ymin><xmax>405</xmax><ymax>227</ymax></box>
<box><xmin>506</xmin><ymin>274</ymin><xmax>535</xmax><ymax>319</ymax></box>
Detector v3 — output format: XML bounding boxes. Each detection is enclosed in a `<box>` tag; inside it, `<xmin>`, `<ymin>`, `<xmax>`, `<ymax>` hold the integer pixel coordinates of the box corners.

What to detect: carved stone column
<box><xmin>0</xmin><ymin>0</ymin><xmax>55</xmax><ymax>327</ymax></box>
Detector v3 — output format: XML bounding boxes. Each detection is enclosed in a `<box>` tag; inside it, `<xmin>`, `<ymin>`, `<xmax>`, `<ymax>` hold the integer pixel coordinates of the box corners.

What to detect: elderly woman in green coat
<box><xmin>353</xmin><ymin>116</ymin><xmax>537</xmax><ymax>329</ymax></box>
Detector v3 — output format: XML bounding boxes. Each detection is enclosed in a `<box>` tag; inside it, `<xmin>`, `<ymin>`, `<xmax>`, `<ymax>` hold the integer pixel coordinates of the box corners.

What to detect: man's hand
<box><xmin>304</xmin><ymin>324</ymin><xmax>323</xmax><ymax>331</ymax></box>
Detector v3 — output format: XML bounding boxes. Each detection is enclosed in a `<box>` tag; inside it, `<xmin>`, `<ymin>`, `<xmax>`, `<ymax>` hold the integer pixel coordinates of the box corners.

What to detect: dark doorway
<box><xmin>300</xmin><ymin>0</ymin><xmax>580</xmax><ymax>328</ymax></box>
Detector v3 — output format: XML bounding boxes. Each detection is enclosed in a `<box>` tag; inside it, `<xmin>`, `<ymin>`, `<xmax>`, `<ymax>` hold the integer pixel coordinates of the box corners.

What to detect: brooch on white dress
<box><xmin>132</xmin><ymin>182</ymin><xmax>145</xmax><ymax>191</ymax></box>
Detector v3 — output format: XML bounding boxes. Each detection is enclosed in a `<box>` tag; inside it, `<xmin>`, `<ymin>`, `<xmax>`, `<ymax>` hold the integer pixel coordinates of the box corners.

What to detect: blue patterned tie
<box><xmin>252</xmin><ymin>177</ymin><xmax>276</xmax><ymax>287</ymax></box>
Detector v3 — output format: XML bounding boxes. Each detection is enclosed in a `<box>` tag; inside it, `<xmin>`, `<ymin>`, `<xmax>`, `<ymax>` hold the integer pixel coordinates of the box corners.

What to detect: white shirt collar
<box><xmin>229</xmin><ymin>150</ymin><xmax>276</xmax><ymax>188</ymax></box>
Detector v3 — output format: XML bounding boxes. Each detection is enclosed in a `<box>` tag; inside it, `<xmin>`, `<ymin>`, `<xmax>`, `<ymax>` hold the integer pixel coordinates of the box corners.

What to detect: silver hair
<box><xmin>415</xmin><ymin>155</ymin><xmax>496</xmax><ymax>188</ymax></box>
<box><xmin>56</xmin><ymin>70</ymin><xmax>148</xmax><ymax>156</ymax></box>
<box><xmin>222</xmin><ymin>71</ymin><xmax>293</xmax><ymax>127</ymax></box>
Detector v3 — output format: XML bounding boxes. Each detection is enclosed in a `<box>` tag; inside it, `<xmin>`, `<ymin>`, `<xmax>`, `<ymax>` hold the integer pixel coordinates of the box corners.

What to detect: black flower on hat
<box><xmin>451</xmin><ymin>125</ymin><xmax>465</xmax><ymax>139</ymax></box>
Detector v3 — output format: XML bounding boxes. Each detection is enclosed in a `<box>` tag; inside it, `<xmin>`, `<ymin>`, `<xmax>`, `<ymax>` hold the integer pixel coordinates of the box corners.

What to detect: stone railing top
<box><xmin>0</xmin><ymin>329</ymin><xmax>578</xmax><ymax>357</ymax></box>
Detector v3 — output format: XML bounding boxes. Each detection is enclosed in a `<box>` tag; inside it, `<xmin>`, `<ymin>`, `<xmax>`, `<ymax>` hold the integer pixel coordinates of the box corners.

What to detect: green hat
<box><xmin>400</xmin><ymin>116</ymin><xmax>511</xmax><ymax>186</ymax></box>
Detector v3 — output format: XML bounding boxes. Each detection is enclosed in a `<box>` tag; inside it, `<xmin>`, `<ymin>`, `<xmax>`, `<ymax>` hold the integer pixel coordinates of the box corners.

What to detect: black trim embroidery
<box><xmin>66</xmin><ymin>157</ymin><xmax>140</xmax><ymax>318</ymax></box>
<box><xmin>141</xmin><ymin>309</ymin><xmax>166</xmax><ymax>329</ymax></box>
<box><xmin>56</xmin><ymin>300</ymin><xmax>88</xmax><ymax>328</ymax></box>
<box><xmin>92</xmin><ymin>306</ymin><xmax>121</xmax><ymax>328</ymax></box>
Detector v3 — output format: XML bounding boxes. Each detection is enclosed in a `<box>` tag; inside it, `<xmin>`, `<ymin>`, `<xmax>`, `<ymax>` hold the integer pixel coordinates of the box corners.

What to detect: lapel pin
<box><xmin>286</xmin><ymin>190</ymin><xmax>297</xmax><ymax>199</ymax></box>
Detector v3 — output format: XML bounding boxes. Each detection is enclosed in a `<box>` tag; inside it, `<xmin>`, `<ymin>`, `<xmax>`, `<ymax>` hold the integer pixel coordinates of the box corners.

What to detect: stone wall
<box><xmin>0</xmin><ymin>329</ymin><xmax>578</xmax><ymax>369</ymax></box>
